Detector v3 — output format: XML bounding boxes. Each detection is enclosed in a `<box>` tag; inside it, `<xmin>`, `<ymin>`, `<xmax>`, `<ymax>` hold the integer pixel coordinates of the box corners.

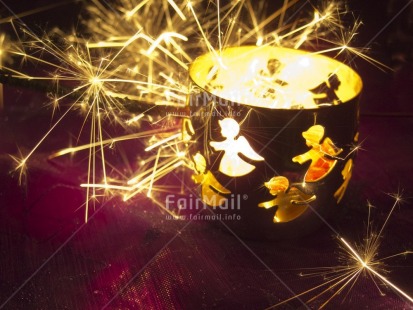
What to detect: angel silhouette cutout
<box><xmin>182</xmin><ymin>118</ymin><xmax>195</xmax><ymax>142</ymax></box>
<box><xmin>258</xmin><ymin>176</ymin><xmax>316</xmax><ymax>223</ymax></box>
<box><xmin>192</xmin><ymin>153</ymin><xmax>231</xmax><ymax>207</ymax></box>
<box><xmin>259</xmin><ymin>58</ymin><xmax>288</xmax><ymax>86</ymax></box>
<box><xmin>334</xmin><ymin>159</ymin><xmax>353</xmax><ymax>203</ymax></box>
<box><xmin>252</xmin><ymin>58</ymin><xmax>288</xmax><ymax>100</ymax></box>
<box><xmin>210</xmin><ymin>118</ymin><xmax>264</xmax><ymax>177</ymax></box>
<box><xmin>292</xmin><ymin>125</ymin><xmax>343</xmax><ymax>182</ymax></box>
<box><xmin>310</xmin><ymin>73</ymin><xmax>342</xmax><ymax>105</ymax></box>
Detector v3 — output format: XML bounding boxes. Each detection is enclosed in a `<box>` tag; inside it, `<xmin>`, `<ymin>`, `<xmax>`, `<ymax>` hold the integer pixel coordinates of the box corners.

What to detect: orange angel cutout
<box><xmin>292</xmin><ymin>125</ymin><xmax>343</xmax><ymax>182</ymax></box>
<box><xmin>191</xmin><ymin>152</ymin><xmax>231</xmax><ymax>207</ymax></box>
<box><xmin>210</xmin><ymin>118</ymin><xmax>264</xmax><ymax>177</ymax></box>
<box><xmin>334</xmin><ymin>159</ymin><xmax>353</xmax><ymax>203</ymax></box>
<box><xmin>258</xmin><ymin>176</ymin><xmax>316</xmax><ymax>223</ymax></box>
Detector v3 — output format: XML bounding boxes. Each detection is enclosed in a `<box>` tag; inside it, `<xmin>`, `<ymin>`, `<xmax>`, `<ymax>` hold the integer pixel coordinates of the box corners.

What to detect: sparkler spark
<box><xmin>269</xmin><ymin>193</ymin><xmax>413</xmax><ymax>309</ymax></box>
<box><xmin>3</xmin><ymin>0</ymin><xmax>364</xmax><ymax>212</ymax></box>
<box><xmin>1</xmin><ymin>0</ymin><xmax>388</xmax><ymax>219</ymax></box>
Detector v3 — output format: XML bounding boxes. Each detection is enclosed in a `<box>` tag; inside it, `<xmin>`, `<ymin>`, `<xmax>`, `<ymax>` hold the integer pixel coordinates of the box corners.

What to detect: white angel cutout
<box><xmin>210</xmin><ymin>118</ymin><xmax>264</xmax><ymax>177</ymax></box>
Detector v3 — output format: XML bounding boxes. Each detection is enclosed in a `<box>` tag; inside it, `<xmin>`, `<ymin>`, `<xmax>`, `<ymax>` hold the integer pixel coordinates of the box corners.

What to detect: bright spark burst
<box><xmin>269</xmin><ymin>193</ymin><xmax>413</xmax><ymax>309</ymax></box>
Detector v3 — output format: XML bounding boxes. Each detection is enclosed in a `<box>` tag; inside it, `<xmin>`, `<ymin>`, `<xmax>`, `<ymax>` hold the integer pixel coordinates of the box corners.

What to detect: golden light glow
<box><xmin>190</xmin><ymin>46</ymin><xmax>363</xmax><ymax>109</ymax></box>
<box><xmin>1</xmin><ymin>0</ymin><xmax>369</xmax><ymax>222</ymax></box>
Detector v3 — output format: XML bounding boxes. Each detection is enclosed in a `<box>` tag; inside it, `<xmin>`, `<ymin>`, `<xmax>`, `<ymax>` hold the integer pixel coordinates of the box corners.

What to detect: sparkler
<box><xmin>1</xmin><ymin>1</ymin><xmax>199</xmax><ymax>220</ymax></box>
<box><xmin>1</xmin><ymin>0</ymin><xmax>370</xmax><ymax>220</ymax></box>
<box><xmin>269</xmin><ymin>193</ymin><xmax>413</xmax><ymax>309</ymax></box>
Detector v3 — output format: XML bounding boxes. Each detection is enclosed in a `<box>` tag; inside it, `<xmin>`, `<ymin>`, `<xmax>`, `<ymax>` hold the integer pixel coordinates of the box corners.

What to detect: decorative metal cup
<box><xmin>186</xmin><ymin>46</ymin><xmax>362</xmax><ymax>239</ymax></box>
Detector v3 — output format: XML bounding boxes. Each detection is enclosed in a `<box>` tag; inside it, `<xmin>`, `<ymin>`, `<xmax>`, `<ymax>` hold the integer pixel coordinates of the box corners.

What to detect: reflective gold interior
<box><xmin>190</xmin><ymin>46</ymin><xmax>363</xmax><ymax>109</ymax></box>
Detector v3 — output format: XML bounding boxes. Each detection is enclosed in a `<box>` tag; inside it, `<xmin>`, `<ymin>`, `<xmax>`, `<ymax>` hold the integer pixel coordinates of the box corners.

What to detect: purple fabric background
<box><xmin>1</xmin><ymin>0</ymin><xmax>413</xmax><ymax>309</ymax></box>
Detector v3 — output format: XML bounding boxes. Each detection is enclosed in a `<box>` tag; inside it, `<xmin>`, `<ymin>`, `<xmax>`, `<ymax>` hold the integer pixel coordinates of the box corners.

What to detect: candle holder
<box><xmin>186</xmin><ymin>46</ymin><xmax>362</xmax><ymax>239</ymax></box>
